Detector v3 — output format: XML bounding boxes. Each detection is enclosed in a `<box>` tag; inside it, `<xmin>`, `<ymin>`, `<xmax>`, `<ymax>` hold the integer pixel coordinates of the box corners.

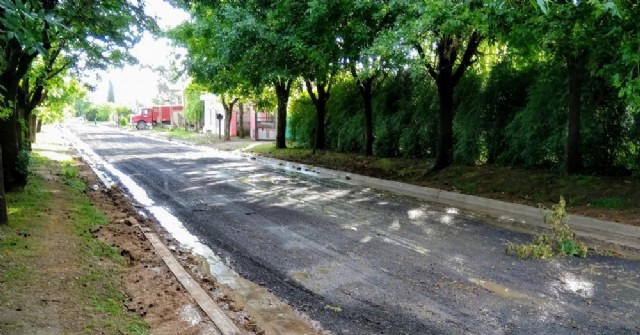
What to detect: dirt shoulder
<box><xmin>0</xmin><ymin>132</ymin><xmax>266</xmax><ymax>334</ymax></box>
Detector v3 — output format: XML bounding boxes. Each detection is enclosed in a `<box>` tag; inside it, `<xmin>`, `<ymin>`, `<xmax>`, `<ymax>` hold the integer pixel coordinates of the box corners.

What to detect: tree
<box><xmin>0</xmin><ymin>0</ymin><xmax>153</xmax><ymax>223</ymax></box>
<box><xmin>513</xmin><ymin>0</ymin><xmax>626</xmax><ymax>174</ymax></box>
<box><xmin>107</xmin><ymin>80</ymin><xmax>115</xmax><ymax>103</ymax></box>
<box><xmin>170</xmin><ymin>0</ymin><xmax>309</xmax><ymax>147</ymax></box>
<box><xmin>341</xmin><ymin>0</ymin><xmax>397</xmax><ymax>156</ymax></box>
<box><xmin>394</xmin><ymin>1</ymin><xmax>487</xmax><ymax>171</ymax></box>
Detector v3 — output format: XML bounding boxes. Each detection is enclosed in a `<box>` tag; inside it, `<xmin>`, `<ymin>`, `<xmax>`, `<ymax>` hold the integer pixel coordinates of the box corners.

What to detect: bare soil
<box><xmin>78</xmin><ymin>159</ymin><xmax>266</xmax><ymax>334</ymax></box>
<box><xmin>0</xmin><ymin>151</ymin><xmax>266</xmax><ymax>334</ymax></box>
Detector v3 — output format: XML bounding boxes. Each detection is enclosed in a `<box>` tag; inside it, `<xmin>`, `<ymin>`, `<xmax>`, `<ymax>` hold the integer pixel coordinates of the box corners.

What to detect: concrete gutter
<box><xmin>248</xmin><ymin>155</ymin><xmax>640</xmax><ymax>251</ymax></box>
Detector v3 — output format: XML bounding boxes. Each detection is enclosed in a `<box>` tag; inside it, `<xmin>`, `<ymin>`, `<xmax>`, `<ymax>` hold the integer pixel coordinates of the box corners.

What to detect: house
<box><xmin>200</xmin><ymin>93</ymin><xmax>276</xmax><ymax>141</ymax></box>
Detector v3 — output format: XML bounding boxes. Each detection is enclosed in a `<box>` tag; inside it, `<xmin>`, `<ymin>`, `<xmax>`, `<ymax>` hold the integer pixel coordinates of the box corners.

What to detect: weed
<box><xmin>375</xmin><ymin>158</ymin><xmax>394</xmax><ymax>172</ymax></box>
<box><xmin>506</xmin><ymin>197</ymin><xmax>587</xmax><ymax>259</ymax></box>
<box><xmin>61</xmin><ymin>165</ymin><xmax>79</xmax><ymax>179</ymax></box>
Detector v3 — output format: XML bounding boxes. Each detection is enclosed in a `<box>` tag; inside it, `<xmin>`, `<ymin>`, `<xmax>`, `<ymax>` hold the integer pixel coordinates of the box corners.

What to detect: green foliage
<box><xmin>184</xmin><ymin>82</ymin><xmax>206</xmax><ymax>125</ymax></box>
<box><xmin>84</xmin><ymin>104</ymin><xmax>114</xmax><ymax>122</ymax></box>
<box><xmin>288</xmin><ymin>69</ymin><xmax>440</xmax><ymax>158</ymax></box>
<box><xmin>589</xmin><ymin>197</ymin><xmax>628</xmax><ymax>209</ymax></box>
<box><xmin>506</xmin><ymin>197</ymin><xmax>588</xmax><ymax>259</ymax></box>
<box><xmin>15</xmin><ymin>150</ymin><xmax>30</xmax><ymax>177</ymax></box>
<box><xmin>500</xmin><ymin>63</ymin><xmax>566</xmax><ymax>168</ymax></box>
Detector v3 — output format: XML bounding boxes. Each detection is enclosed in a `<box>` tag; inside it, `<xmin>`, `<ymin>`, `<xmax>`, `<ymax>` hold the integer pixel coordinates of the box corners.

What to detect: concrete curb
<box><xmin>248</xmin><ymin>155</ymin><xmax>640</xmax><ymax>251</ymax></box>
<box><xmin>144</xmin><ymin>231</ymin><xmax>244</xmax><ymax>335</ymax></box>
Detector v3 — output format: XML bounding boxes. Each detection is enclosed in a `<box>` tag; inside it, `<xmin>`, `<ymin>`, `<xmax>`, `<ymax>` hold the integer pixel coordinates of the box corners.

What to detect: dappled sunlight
<box><xmin>36</xmin><ymin>148</ymin><xmax>72</xmax><ymax>162</ymax></box>
<box><xmin>445</xmin><ymin>207</ymin><xmax>459</xmax><ymax>215</ymax></box>
<box><xmin>360</xmin><ymin>235</ymin><xmax>372</xmax><ymax>243</ymax></box>
<box><xmin>407</xmin><ymin>208</ymin><xmax>426</xmax><ymax>220</ymax></box>
<box><xmin>388</xmin><ymin>219</ymin><xmax>401</xmax><ymax>231</ymax></box>
<box><xmin>377</xmin><ymin>230</ymin><xmax>429</xmax><ymax>255</ymax></box>
<box><xmin>7</xmin><ymin>207</ymin><xmax>22</xmax><ymax>216</ymax></box>
<box><xmin>439</xmin><ymin>215</ymin><xmax>454</xmax><ymax>225</ymax></box>
<box><xmin>342</xmin><ymin>219</ymin><xmax>372</xmax><ymax>232</ymax></box>
<box><xmin>550</xmin><ymin>272</ymin><xmax>595</xmax><ymax>299</ymax></box>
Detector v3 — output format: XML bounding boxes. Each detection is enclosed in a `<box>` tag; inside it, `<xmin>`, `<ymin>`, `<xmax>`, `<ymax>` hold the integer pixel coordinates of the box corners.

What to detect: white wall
<box><xmin>200</xmin><ymin>93</ymin><xmax>225</xmax><ymax>135</ymax></box>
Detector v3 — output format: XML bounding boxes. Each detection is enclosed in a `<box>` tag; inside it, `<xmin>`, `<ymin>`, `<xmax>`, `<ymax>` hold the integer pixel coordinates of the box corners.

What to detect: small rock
<box><xmin>125</xmin><ymin>217</ymin><xmax>138</xmax><ymax>226</ymax></box>
<box><xmin>345</xmin><ymin>176</ymin><xmax>351</xmax><ymax>180</ymax></box>
<box><xmin>92</xmin><ymin>184</ymin><xmax>100</xmax><ymax>191</ymax></box>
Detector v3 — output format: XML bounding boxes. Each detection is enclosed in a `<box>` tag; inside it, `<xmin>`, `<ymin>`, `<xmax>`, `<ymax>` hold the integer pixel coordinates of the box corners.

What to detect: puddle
<box><xmin>66</xmin><ymin>127</ymin><xmax>325</xmax><ymax>335</ymax></box>
<box><xmin>469</xmin><ymin>278</ymin><xmax>531</xmax><ymax>300</ymax></box>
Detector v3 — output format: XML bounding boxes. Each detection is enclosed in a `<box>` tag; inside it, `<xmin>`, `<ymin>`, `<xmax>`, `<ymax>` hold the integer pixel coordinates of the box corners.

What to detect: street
<box><xmin>70</xmin><ymin>125</ymin><xmax>640</xmax><ymax>335</ymax></box>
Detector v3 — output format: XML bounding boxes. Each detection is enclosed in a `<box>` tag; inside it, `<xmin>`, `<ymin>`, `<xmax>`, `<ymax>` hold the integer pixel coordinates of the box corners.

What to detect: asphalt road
<box><xmin>71</xmin><ymin>125</ymin><xmax>640</xmax><ymax>335</ymax></box>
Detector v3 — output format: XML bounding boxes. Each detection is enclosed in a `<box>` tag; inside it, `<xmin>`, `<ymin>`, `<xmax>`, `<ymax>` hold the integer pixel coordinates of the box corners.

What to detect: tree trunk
<box><xmin>418</xmin><ymin>32</ymin><xmax>482</xmax><ymax>172</ymax></box>
<box><xmin>432</xmin><ymin>81</ymin><xmax>455</xmax><ymax>171</ymax></box>
<box><xmin>350</xmin><ymin>66</ymin><xmax>375</xmax><ymax>156</ymax></box>
<box><xmin>315</xmin><ymin>98</ymin><xmax>327</xmax><ymax>150</ymax></box>
<box><xmin>37</xmin><ymin>119</ymin><xmax>42</xmax><ymax>133</ymax></box>
<box><xmin>29</xmin><ymin>114</ymin><xmax>37</xmax><ymax>143</ymax></box>
<box><xmin>359</xmin><ymin>78</ymin><xmax>374</xmax><ymax>156</ymax></box>
<box><xmin>221</xmin><ymin>97</ymin><xmax>238</xmax><ymax>141</ymax></box>
<box><xmin>304</xmin><ymin>79</ymin><xmax>330</xmax><ymax>151</ymax></box>
<box><xmin>0</xmin><ymin>112</ymin><xmax>26</xmax><ymax>190</ymax></box>
<box><xmin>274</xmin><ymin>79</ymin><xmax>292</xmax><ymax>149</ymax></box>
<box><xmin>0</xmin><ymin>146</ymin><xmax>8</xmax><ymax>225</ymax></box>
<box><xmin>566</xmin><ymin>53</ymin><xmax>586</xmax><ymax>175</ymax></box>
<box><xmin>238</xmin><ymin>102</ymin><xmax>245</xmax><ymax>138</ymax></box>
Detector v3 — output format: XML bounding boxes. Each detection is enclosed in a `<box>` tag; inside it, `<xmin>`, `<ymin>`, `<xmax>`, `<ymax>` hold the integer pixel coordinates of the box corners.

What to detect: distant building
<box><xmin>200</xmin><ymin>93</ymin><xmax>276</xmax><ymax>141</ymax></box>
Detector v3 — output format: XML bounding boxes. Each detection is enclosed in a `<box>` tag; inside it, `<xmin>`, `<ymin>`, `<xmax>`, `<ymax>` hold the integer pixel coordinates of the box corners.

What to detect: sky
<box><xmin>89</xmin><ymin>0</ymin><xmax>190</xmax><ymax>106</ymax></box>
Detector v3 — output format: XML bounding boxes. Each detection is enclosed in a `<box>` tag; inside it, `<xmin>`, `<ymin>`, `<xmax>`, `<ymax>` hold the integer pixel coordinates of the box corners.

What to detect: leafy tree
<box><xmin>0</xmin><ymin>0</ymin><xmax>153</xmax><ymax>223</ymax></box>
<box><xmin>340</xmin><ymin>0</ymin><xmax>397</xmax><ymax>156</ymax></box>
<box><xmin>392</xmin><ymin>0</ymin><xmax>488</xmax><ymax>171</ymax></box>
<box><xmin>519</xmin><ymin>0</ymin><xmax>631</xmax><ymax>174</ymax></box>
<box><xmin>171</xmin><ymin>0</ymin><xmax>307</xmax><ymax>148</ymax></box>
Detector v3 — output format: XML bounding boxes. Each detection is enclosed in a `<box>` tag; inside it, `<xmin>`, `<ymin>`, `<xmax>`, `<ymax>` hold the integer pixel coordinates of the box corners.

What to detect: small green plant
<box><xmin>506</xmin><ymin>197</ymin><xmax>587</xmax><ymax>259</ymax></box>
<box><xmin>374</xmin><ymin>158</ymin><xmax>394</xmax><ymax>172</ymax></box>
<box><xmin>61</xmin><ymin>166</ymin><xmax>79</xmax><ymax>178</ymax></box>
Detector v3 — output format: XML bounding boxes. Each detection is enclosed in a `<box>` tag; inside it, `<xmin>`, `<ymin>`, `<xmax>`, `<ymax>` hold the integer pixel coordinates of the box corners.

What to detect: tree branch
<box><xmin>452</xmin><ymin>31</ymin><xmax>483</xmax><ymax>84</ymax></box>
<box><xmin>304</xmin><ymin>78</ymin><xmax>319</xmax><ymax>106</ymax></box>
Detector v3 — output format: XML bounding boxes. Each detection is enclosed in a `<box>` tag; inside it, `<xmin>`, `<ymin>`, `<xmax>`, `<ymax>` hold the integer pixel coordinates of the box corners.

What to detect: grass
<box><xmin>0</xmin><ymin>154</ymin><xmax>148</xmax><ymax>334</ymax></box>
<box><xmin>589</xmin><ymin>197</ymin><xmax>628</xmax><ymax>209</ymax></box>
<box><xmin>153</xmin><ymin>127</ymin><xmax>219</xmax><ymax>144</ymax></box>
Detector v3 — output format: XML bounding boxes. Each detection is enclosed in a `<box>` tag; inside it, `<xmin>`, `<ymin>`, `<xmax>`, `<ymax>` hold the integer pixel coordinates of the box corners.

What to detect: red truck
<box><xmin>131</xmin><ymin>105</ymin><xmax>184</xmax><ymax>130</ymax></box>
